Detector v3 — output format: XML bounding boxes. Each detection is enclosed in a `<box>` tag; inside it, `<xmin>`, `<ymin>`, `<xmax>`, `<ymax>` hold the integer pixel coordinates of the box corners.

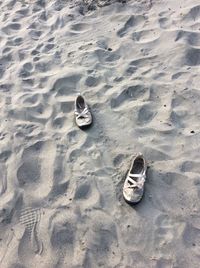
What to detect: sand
<box><xmin>0</xmin><ymin>0</ymin><xmax>200</xmax><ymax>267</ymax></box>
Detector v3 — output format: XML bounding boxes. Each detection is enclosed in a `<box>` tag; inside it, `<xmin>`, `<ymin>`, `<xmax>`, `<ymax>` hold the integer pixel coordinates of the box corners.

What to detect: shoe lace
<box><xmin>126</xmin><ymin>173</ymin><xmax>146</xmax><ymax>189</ymax></box>
<box><xmin>75</xmin><ymin>107</ymin><xmax>89</xmax><ymax>119</ymax></box>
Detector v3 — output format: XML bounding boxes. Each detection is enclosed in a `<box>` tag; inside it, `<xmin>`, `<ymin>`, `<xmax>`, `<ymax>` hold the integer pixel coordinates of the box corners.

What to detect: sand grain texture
<box><xmin>0</xmin><ymin>0</ymin><xmax>200</xmax><ymax>267</ymax></box>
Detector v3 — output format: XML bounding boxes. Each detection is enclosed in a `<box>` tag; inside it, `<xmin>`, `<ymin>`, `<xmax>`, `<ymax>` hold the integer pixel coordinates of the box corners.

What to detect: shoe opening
<box><xmin>131</xmin><ymin>157</ymin><xmax>144</xmax><ymax>174</ymax></box>
<box><xmin>76</xmin><ymin>95</ymin><xmax>85</xmax><ymax>110</ymax></box>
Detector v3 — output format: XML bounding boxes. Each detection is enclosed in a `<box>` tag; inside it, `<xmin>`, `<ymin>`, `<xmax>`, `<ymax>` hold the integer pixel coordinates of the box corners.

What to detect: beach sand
<box><xmin>0</xmin><ymin>0</ymin><xmax>200</xmax><ymax>267</ymax></box>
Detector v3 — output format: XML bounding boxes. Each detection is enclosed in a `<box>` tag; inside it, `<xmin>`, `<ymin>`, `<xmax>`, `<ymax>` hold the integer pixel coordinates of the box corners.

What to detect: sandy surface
<box><xmin>0</xmin><ymin>0</ymin><xmax>200</xmax><ymax>267</ymax></box>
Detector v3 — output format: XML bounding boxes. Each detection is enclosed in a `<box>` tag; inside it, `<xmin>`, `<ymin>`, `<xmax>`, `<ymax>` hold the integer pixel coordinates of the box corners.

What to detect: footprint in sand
<box><xmin>110</xmin><ymin>84</ymin><xmax>148</xmax><ymax>109</ymax></box>
<box><xmin>83</xmin><ymin>211</ymin><xmax>121</xmax><ymax>267</ymax></box>
<box><xmin>170</xmin><ymin>89</ymin><xmax>200</xmax><ymax>128</ymax></box>
<box><xmin>52</xmin><ymin>116</ymin><xmax>67</xmax><ymax>130</ymax></box>
<box><xmin>19</xmin><ymin>62</ymin><xmax>34</xmax><ymax>79</ymax></box>
<box><xmin>154</xmin><ymin>213</ymin><xmax>184</xmax><ymax>258</ymax></box>
<box><xmin>85</xmin><ymin>75</ymin><xmax>100</xmax><ymax>87</ymax></box>
<box><xmin>28</xmin><ymin>29</ymin><xmax>43</xmax><ymax>41</ymax></box>
<box><xmin>2</xmin><ymin>46</ymin><xmax>12</xmax><ymax>54</ymax></box>
<box><xmin>52</xmin><ymin>73</ymin><xmax>82</xmax><ymax>97</ymax></box>
<box><xmin>49</xmin><ymin>209</ymin><xmax>77</xmax><ymax>266</ymax></box>
<box><xmin>137</xmin><ymin>104</ymin><xmax>157</xmax><ymax>125</ymax></box>
<box><xmin>159</xmin><ymin>17</ymin><xmax>171</xmax><ymax>29</ymax></box>
<box><xmin>70</xmin><ymin>23</ymin><xmax>91</xmax><ymax>33</ymax></box>
<box><xmin>19</xmin><ymin>207</ymin><xmax>43</xmax><ymax>255</ymax></box>
<box><xmin>184</xmin><ymin>48</ymin><xmax>200</xmax><ymax>66</ymax></box>
<box><xmin>74</xmin><ymin>182</ymin><xmax>91</xmax><ymax>200</ymax></box>
<box><xmin>117</xmin><ymin>15</ymin><xmax>145</xmax><ymax>38</ymax></box>
<box><xmin>0</xmin><ymin>150</ymin><xmax>12</xmax><ymax>163</ymax></box>
<box><xmin>42</xmin><ymin>43</ymin><xmax>55</xmax><ymax>53</ymax></box>
<box><xmin>183</xmin><ymin>221</ymin><xmax>200</xmax><ymax>257</ymax></box>
<box><xmin>17</xmin><ymin>157</ymin><xmax>41</xmax><ymax>187</ymax></box>
<box><xmin>132</xmin><ymin>28</ymin><xmax>161</xmax><ymax>44</ymax></box>
<box><xmin>17</xmin><ymin>140</ymin><xmax>56</xmax><ymax>201</ymax></box>
<box><xmin>182</xmin><ymin>4</ymin><xmax>200</xmax><ymax>22</ymax></box>
<box><xmin>175</xmin><ymin>30</ymin><xmax>200</xmax><ymax>46</ymax></box>
<box><xmin>93</xmin><ymin>48</ymin><xmax>121</xmax><ymax>65</ymax></box>
<box><xmin>2</xmin><ymin>23</ymin><xmax>21</xmax><ymax>35</ymax></box>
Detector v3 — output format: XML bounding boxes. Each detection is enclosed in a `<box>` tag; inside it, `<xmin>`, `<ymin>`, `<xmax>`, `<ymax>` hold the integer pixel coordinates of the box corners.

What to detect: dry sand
<box><xmin>0</xmin><ymin>0</ymin><xmax>200</xmax><ymax>267</ymax></box>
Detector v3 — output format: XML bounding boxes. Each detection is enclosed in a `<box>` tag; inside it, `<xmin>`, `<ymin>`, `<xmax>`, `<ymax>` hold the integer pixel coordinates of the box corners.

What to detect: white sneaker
<box><xmin>74</xmin><ymin>94</ymin><xmax>92</xmax><ymax>128</ymax></box>
<box><xmin>123</xmin><ymin>153</ymin><xmax>147</xmax><ymax>204</ymax></box>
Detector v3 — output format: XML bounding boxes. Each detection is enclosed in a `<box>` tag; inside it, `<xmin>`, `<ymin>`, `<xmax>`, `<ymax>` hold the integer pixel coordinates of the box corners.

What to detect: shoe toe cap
<box><xmin>123</xmin><ymin>187</ymin><xmax>144</xmax><ymax>204</ymax></box>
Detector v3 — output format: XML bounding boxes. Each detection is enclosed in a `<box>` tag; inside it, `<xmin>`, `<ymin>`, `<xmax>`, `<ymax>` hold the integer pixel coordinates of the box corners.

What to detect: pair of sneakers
<box><xmin>74</xmin><ymin>94</ymin><xmax>147</xmax><ymax>204</ymax></box>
